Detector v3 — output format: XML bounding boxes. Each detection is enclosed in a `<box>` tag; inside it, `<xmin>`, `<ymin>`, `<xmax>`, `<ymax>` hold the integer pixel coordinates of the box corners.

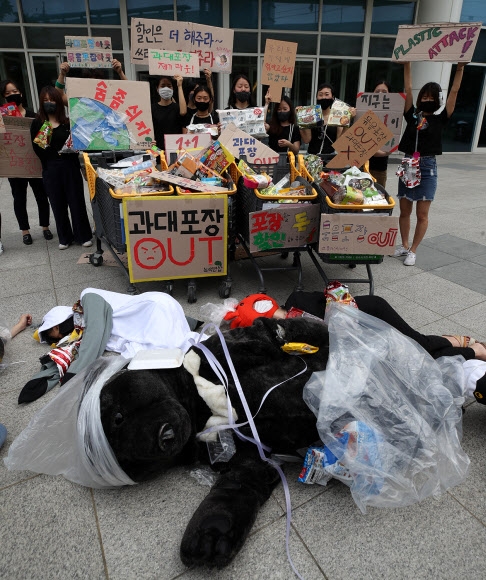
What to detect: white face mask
<box><xmin>158</xmin><ymin>87</ymin><xmax>173</xmax><ymax>100</ymax></box>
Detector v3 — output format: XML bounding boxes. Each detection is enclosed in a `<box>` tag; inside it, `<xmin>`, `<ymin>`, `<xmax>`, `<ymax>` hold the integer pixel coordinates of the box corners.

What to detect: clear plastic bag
<box><xmin>303</xmin><ymin>303</ymin><xmax>469</xmax><ymax>513</ymax></box>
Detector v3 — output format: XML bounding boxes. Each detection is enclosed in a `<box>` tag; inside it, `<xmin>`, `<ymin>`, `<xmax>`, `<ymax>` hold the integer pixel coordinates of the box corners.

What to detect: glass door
<box><xmin>290</xmin><ymin>59</ymin><xmax>315</xmax><ymax>107</ymax></box>
<box><xmin>29</xmin><ymin>53</ymin><xmax>64</xmax><ymax>108</ymax></box>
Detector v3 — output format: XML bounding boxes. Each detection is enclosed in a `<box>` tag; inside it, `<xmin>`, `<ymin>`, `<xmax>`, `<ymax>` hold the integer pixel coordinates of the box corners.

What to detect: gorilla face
<box><xmin>100</xmin><ymin>367</ymin><xmax>194</xmax><ymax>481</ymax></box>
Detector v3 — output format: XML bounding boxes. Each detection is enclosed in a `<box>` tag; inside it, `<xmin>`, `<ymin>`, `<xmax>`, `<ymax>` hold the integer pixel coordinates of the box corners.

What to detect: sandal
<box><xmin>443</xmin><ymin>335</ymin><xmax>476</xmax><ymax>348</ymax></box>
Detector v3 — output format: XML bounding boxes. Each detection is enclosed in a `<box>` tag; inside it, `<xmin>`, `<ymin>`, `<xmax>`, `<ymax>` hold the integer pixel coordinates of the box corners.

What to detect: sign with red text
<box><xmin>131</xmin><ymin>18</ymin><xmax>233</xmax><ymax>73</ymax></box>
<box><xmin>148</xmin><ymin>49</ymin><xmax>199</xmax><ymax>77</ymax></box>
<box><xmin>249</xmin><ymin>204</ymin><xmax>320</xmax><ymax>253</ymax></box>
<box><xmin>164</xmin><ymin>133</ymin><xmax>212</xmax><ymax>160</ymax></box>
<box><xmin>392</xmin><ymin>23</ymin><xmax>481</xmax><ymax>62</ymax></box>
<box><xmin>66</xmin><ymin>78</ymin><xmax>154</xmax><ymax>150</ymax></box>
<box><xmin>262</xmin><ymin>39</ymin><xmax>298</xmax><ymax>103</ymax></box>
<box><xmin>355</xmin><ymin>93</ymin><xmax>405</xmax><ymax>153</ymax></box>
<box><xmin>65</xmin><ymin>35</ymin><xmax>112</xmax><ymax>68</ymax></box>
<box><xmin>0</xmin><ymin>117</ymin><xmax>42</xmax><ymax>178</ymax></box>
<box><xmin>124</xmin><ymin>195</ymin><xmax>227</xmax><ymax>282</ymax></box>
<box><xmin>218</xmin><ymin>123</ymin><xmax>280</xmax><ymax>165</ymax></box>
<box><xmin>326</xmin><ymin>110</ymin><xmax>393</xmax><ymax>169</ymax></box>
<box><xmin>318</xmin><ymin>214</ymin><xmax>399</xmax><ymax>255</ymax></box>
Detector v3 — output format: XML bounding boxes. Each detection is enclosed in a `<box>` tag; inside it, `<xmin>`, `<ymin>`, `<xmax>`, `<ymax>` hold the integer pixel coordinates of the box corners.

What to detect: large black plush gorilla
<box><xmin>99</xmin><ymin>316</ymin><xmax>330</xmax><ymax>569</ymax></box>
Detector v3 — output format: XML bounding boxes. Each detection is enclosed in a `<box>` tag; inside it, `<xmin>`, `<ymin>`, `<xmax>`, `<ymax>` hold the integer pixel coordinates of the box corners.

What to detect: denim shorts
<box><xmin>398</xmin><ymin>156</ymin><xmax>438</xmax><ymax>202</ymax></box>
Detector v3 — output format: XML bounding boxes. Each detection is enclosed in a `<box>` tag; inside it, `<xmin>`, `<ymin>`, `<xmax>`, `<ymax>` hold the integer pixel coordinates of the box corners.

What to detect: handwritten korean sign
<box><xmin>124</xmin><ymin>195</ymin><xmax>227</xmax><ymax>282</ymax></box>
<box><xmin>249</xmin><ymin>204</ymin><xmax>320</xmax><ymax>253</ymax></box>
<box><xmin>326</xmin><ymin>110</ymin><xmax>394</xmax><ymax>169</ymax></box>
<box><xmin>355</xmin><ymin>93</ymin><xmax>405</xmax><ymax>153</ymax></box>
<box><xmin>65</xmin><ymin>36</ymin><xmax>112</xmax><ymax>68</ymax></box>
<box><xmin>262</xmin><ymin>39</ymin><xmax>298</xmax><ymax>103</ymax></box>
<box><xmin>148</xmin><ymin>49</ymin><xmax>199</xmax><ymax>77</ymax></box>
<box><xmin>392</xmin><ymin>23</ymin><xmax>481</xmax><ymax>62</ymax></box>
<box><xmin>0</xmin><ymin>117</ymin><xmax>42</xmax><ymax>178</ymax></box>
<box><xmin>164</xmin><ymin>133</ymin><xmax>212</xmax><ymax>160</ymax></box>
<box><xmin>66</xmin><ymin>78</ymin><xmax>154</xmax><ymax>150</ymax></box>
<box><xmin>218</xmin><ymin>123</ymin><xmax>280</xmax><ymax>165</ymax></box>
<box><xmin>318</xmin><ymin>214</ymin><xmax>399</xmax><ymax>255</ymax></box>
<box><xmin>131</xmin><ymin>18</ymin><xmax>233</xmax><ymax>73</ymax></box>
<box><xmin>0</xmin><ymin>115</ymin><xmax>5</xmax><ymax>133</ymax></box>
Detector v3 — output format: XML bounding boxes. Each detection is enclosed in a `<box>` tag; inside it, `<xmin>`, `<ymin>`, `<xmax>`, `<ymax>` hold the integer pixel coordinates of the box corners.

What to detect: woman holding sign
<box><xmin>265</xmin><ymin>95</ymin><xmax>301</xmax><ymax>155</ymax></box>
<box><xmin>183</xmin><ymin>85</ymin><xmax>219</xmax><ymax>130</ymax></box>
<box><xmin>300</xmin><ymin>83</ymin><xmax>342</xmax><ymax>156</ymax></box>
<box><xmin>0</xmin><ymin>80</ymin><xmax>52</xmax><ymax>247</ymax></box>
<box><xmin>394</xmin><ymin>62</ymin><xmax>465</xmax><ymax>267</ymax></box>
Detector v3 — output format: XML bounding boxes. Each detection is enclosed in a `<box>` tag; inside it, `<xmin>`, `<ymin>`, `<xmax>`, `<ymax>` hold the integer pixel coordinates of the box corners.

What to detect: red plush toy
<box><xmin>223</xmin><ymin>294</ymin><xmax>280</xmax><ymax>329</ymax></box>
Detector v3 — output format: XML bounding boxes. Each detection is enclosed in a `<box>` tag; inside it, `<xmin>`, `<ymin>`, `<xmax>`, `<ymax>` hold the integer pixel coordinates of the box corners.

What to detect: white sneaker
<box><xmin>82</xmin><ymin>240</ymin><xmax>93</xmax><ymax>247</ymax></box>
<box><xmin>59</xmin><ymin>243</ymin><xmax>70</xmax><ymax>250</ymax></box>
<box><xmin>393</xmin><ymin>244</ymin><xmax>409</xmax><ymax>257</ymax></box>
<box><xmin>404</xmin><ymin>251</ymin><xmax>416</xmax><ymax>266</ymax></box>
<box><xmin>0</xmin><ymin>240</ymin><xmax>4</xmax><ymax>256</ymax></box>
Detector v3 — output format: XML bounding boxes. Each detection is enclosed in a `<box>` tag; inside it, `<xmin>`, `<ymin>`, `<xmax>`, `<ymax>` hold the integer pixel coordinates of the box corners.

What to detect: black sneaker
<box><xmin>22</xmin><ymin>234</ymin><xmax>33</xmax><ymax>245</ymax></box>
<box><xmin>43</xmin><ymin>229</ymin><xmax>53</xmax><ymax>240</ymax></box>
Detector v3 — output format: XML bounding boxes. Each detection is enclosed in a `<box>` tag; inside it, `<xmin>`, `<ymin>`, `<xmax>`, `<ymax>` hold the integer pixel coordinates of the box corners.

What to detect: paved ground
<box><xmin>1</xmin><ymin>155</ymin><xmax>486</xmax><ymax>579</ymax></box>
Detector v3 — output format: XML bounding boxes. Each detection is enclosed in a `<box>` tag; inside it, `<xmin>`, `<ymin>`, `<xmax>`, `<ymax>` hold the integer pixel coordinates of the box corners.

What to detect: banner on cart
<box><xmin>131</xmin><ymin>17</ymin><xmax>233</xmax><ymax>73</ymax></box>
<box><xmin>218</xmin><ymin>123</ymin><xmax>280</xmax><ymax>164</ymax></box>
<box><xmin>355</xmin><ymin>92</ymin><xmax>405</xmax><ymax>153</ymax></box>
<box><xmin>66</xmin><ymin>77</ymin><xmax>154</xmax><ymax>150</ymax></box>
<box><xmin>327</xmin><ymin>110</ymin><xmax>393</xmax><ymax>169</ymax></box>
<box><xmin>262</xmin><ymin>38</ymin><xmax>298</xmax><ymax>103</ymax></box>
<box><xmin>148</xmin><ymin>49</ymin><xmax>199</xmax><ymax>76</ymax></box>
<box><xmin>392</xmin><ymin>23</ymin><xmax>482</xmax><ymax>62</ymax></box>
<box><xmin>249</xmin><ymin>204</ymin><xmax>320</xmax><ymax>253</ymax></box>
<box><xmin>65</xmin><ymin>36</ymin><xmax>112</xmax><ymax>68</ymax></box>
<box><xmin>0</xmin><ymin>117</ymin><xmax>42</xmax><ymax>178</ymax></box>
<box><xmin>124</xmin><ymin>195</ymin><xmax>228</xmax><ymax>282</ymax></box>
<box><xmin>318</xmin><ymin>214</ymin><xmax>399</xmax><ymax>255</ymax></box>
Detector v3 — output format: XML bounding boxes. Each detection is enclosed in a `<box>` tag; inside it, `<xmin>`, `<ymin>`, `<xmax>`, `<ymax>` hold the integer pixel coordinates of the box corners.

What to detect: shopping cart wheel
<box><xmin>348</xmin><ymin>264</ymin><xmax>357</xmax><ymax>269</ymax></box>
<box><xmin>218</xmin><ymin>281</ymin><xmax>232</xmax><ymax>299</ymax></box>
<box><xmin>88</xmin><ymin>253</ymin><xmax>103</xmax><ymax>267</ymax></box>
<box><xmin>280</xmin><ymin>252</ymin><xmax>289</xmax><ymax>259</ymax></box>
<box><xmin>187</xmin><ymin>280</ymin><xmax>197</xmax><ymax>304</ymax></box>
<box><xmin>162</xmin><ymin>280</ymin><xmax>174</xmax><ymax>296</ymax></box>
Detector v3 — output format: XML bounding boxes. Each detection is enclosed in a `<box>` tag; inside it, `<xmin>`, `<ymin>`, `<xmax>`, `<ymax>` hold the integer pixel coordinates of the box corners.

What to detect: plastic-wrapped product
<box><xmin>295</xmin><ymin>105</ymin><xmax>323</xmax><ymax>129</ymax></box>
<box><xmin>33</xmin><ymin>121</ymin><xmax>53</xmax><ymax>149</ymax></box>
<box><xmin>327</xmin><ymin>99</ymin><xmax>352</xmax><ymax>127</ymax></box>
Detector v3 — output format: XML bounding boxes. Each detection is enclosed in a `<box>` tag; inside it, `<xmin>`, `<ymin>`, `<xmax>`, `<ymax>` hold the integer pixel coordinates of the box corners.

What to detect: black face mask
<box><xmin>6</xmin><ymin>93</ymin><xmax>22</xmax><ymax>106</ymax></box>
<box><xmin>194</xmin><ymin>100</ymin><xmax>210</xmax><ymax>112</ymax></box>
<box><xmin>318</xmin><ymin>98</ymin><xmax>334</xmax><ymax>111</ymax></box>
<box><xmin>277</xmin><ymin>111</ymin><xmax>290</xmax><ymax>122</ymax></box>
<box><xmin>235</xmin><ymin>91</ymin><xmax>251</xmax><ymax>103</ymax></box>
<box><xmin>43</xmin><ymin>102</ymin><xmax>57</xmax><ymax>115</ymax></box>
<box><xmin>420</xmin><ymin>101</ymin><xmax>439</xmax><ymax>113</ymax></box>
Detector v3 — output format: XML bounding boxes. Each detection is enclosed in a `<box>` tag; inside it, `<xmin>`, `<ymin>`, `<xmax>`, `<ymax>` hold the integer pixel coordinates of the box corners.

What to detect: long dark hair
<box><xmin>37</xmin><ymin>85</ymin><xmax>68</xmax><ymax>124</ymax></box>
<box><xmin>416</xmin><ymin>82</ymin><xmax>441</xmax><ymax>110</ymax></box>
<box><xmin>373</xmin><ymin>79</ymin><xmax>392</xmax><ymax>92</ymax></box>
<box><xmin>316</xmin><ymin>82</ymin><xmax>335</xmax><ymax>98</ymax></box>
<box><xmin>227</xmin><ymin>74</ymin><xmax>255</xmax><ymax>108</ymax></box>
<box><xmin>0</xmin><ymin>78</ymin><xmax>26</xmax><ymax>106</ymax></box>
<box><xmin>268</xmin><ymin>96</ymin><xmax>296</xmax><ymax>137</ymax></box>
<box><xmin>192</xmin><ymin>85</ymin><xmax>213</xmax><ymax>111</ymax></box>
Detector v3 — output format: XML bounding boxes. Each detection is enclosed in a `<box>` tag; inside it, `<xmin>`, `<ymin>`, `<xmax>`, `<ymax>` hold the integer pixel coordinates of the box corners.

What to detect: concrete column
<box><xmin>412</xmin><ymin>0</ymin><xmax>464</xmax><ymax>98</ymax></box>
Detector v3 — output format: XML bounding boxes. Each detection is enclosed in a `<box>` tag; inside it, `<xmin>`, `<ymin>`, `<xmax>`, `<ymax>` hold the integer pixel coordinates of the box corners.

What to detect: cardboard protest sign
<box><xmin>262</xmin><ymin>39</ymin><xmax>298</xmax><ymax>103</ymax></box>
<box><xmin>318</xmin><ymin>214</ymin><xmax>399</xmax><ymax>256</ymax></box>
<box><xmin>355</xmin><ymin>93</ymin><xmax>405</xmax><ymax>153</ymax></box>
<box><xmin>249</xmin><ymin>204</ymin><xmax>320</xmax><ymax>253</ymax></box>
<box><xmin>0</xmin><ymin>117</ymin><xmax>42</xmax><ymax>178</ymax></box>
<box><xmin>0</xmin><ymin>115</ymin><xmax>5</xmax><ymax>133</ymax></box>
<box><xmin>65</xmin><ymin>36</ymin><xmax>112</xmax><ymax>68</ymax></box>
<box><xmin>326</xmin><ymin>111</ymin><xmax>393</xmax><ymax>169</ymax></box>
<box><xmin>164</xmin><ymin>133</ymin><xmax>212</xmax><ymax>160</ymax></box>
<box><xmin>217</xmin><ymin>107</ymin><xmax>267</xmax><ymax>137</ymax></box>
<box><xmin>148</xmin><ymin>49</ymin><xmax>199</xmax><ymax>77</ymax></box>
<box><xmin>66</xmin><ymin>78</ymin><xmax>154</xmax><ymax>150</ymax></box>
<box><xmin>150</xmin><ymin>170</ymin><xmax>230</xmax><ymax>193</ymax></box>
<box><xmin>124</xmin><ymin>195</ymin><xmax>227</xmax><ymax>282</ymax></box>
<box><xmin>392</xmin><ymin>23</ymin><xmax>481</xmax><ymax>62</ymax></box>
<box><xmin>218</xmin><ymin>123</ymin><xmax>280</xmax><ymax>165</ymax></box>
<box><xmin>131</xmin><ymin>18</ymin><xmax>233</xmax><ymax>73</ymax></box>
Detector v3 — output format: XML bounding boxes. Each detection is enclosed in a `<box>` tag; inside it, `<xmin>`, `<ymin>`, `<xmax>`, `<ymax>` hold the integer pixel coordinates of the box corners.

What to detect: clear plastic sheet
<box><xmin>303</xmin><ymin>303</ymin><xmax>469</xmax><ymax>513</ymax></box>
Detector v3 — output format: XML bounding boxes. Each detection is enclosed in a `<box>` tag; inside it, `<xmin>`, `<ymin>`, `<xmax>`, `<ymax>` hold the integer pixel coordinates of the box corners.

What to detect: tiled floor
<box><xmin>1</xmin><ymin>154</ymin><xmax>486</xmax><ymax>579</ymax></box>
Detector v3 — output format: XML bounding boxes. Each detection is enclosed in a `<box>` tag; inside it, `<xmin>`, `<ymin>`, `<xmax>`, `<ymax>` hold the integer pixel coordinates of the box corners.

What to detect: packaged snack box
<box><xmin>327</xmin><ymin>99</ymin><xmax>352</xmax><ymax>127</ymax></box>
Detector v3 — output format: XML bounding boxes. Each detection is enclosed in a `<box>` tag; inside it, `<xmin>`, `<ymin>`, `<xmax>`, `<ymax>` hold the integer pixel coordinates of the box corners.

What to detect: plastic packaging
<box><xmin>295</xmin><ymin>105</ymin><xmax>323</xmax><ymax>129</ymax></box>
<box><xmin>0</xmin><ymin>102</ymin><xmax>22</xmax><ymax>117</ymax></box>
<box><xmin>207</xmin><ymin>429</ymin><xmax>236</xmax><ymax>464</ymax></box>
<box><xmin>327</xmin><ymin>99</ymin><xmax>352</xmax><ymax>127</ymax></box>
<box><xmin>303</xmin><ymin>303</ymin><xmax>469</xmax><ymax>513</ymax></box>
<box><xmin>199</xmin><ymin>298</ymin><xmax>239</xmax><ymax>330</ymax></box>
<box><xmin>0</xmin><ymin>319</ymin><xmax>11</xmax><ymax>368</ymax></box>
<box><xmin>396</xmin><ymin>154</ymin><xmax>421</xmax><ymax>188</ymax></box>
<box><xmin>33</xmin><ymin>121</ymin><xmax>53</xmax><ymax>149</ymax></box>
<box><xmin>189</xmin><ymin>466</ymin><xmax>218</xmax><ymax>487</ymax></box>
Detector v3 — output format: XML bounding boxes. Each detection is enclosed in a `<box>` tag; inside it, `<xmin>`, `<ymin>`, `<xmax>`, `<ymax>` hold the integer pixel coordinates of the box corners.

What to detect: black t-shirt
<box><xmin>398</xmin><ymin>106</ymin><xmax>449</xmax><ymax>156</ymax></box>
<box><xmin>307</xmin><ymin>124</ymin><xmax>338</xmax><ymax>155</ymax></box>
<box><xmin>268</xmin><ymin>124</ymin><xmax>302</xmax><ymax>153</ymax></box>
<box><xmin>369</xmin><ymin>155</ymin><xmax>388</xmax><ymax>172</ymax></box>
<box><xmin>25</xmin><ymin>109</ymin><xmax>36</xmax><ymax>119</ymax></box>
<box><xmin>183</xmin><ymin>110</ymin><xmax>219</xmax><ymax>128</ymax></box>
<box><xmin>151</xmin><ymin>101</ymin><xmax>185</xmax><ymax>149</ymax></box>
<box><xmin>30</xmin><ymin>118</ymin><xmax>74</xmax><ymax>167</ymax></box>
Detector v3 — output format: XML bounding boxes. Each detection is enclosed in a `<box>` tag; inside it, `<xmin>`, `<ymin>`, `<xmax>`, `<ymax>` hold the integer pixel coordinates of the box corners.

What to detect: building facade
<box><xmin>0</xmin><ymin>0</ymin><xmax>485</xmax><ymax>152</ymax></box>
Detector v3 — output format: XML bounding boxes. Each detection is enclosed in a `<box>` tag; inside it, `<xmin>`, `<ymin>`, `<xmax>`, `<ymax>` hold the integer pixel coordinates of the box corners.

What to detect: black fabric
<box><xmin>60</xmin><ymin>371</ymin><xmax>75</xmax><ymax>386</ymax></box>
<box><xmin>8</xmin><ymin>178</ymin><xmax>50</xmax><ymax>230</ymax></box>
<box><xmin>151</xmin><ymin>101</ymin><xmax>185</xmax><ymax>149</ymax></box>
<box><xmin>41</xmin><ymin>157</ymin><xmax>92</xmax><ymax>245</ymax></box>
<box><xmin>369</xmin><ymin>155</ymin><xmax>388</xmax><ymax>172</ymax></box>
<box><xmin>18</xmin><ymin>377</ymin><xmax>48</xmax><ymax>404</ymax></box>
<box><xmin>30</xmin><ymin>119</ymin><xmax>72</xmax><ymax>167</ymax></box>
<box><xmin>398</xmin><ymin>107</ymin><xmax>449</xmax><ymax>156</ymax></box>
<box><xmin>284</xmin><ymin>291</ymin><xmax>476</xmax><ymax>361</ymax></box>
<box><xmin>474</xmin><ymin>374</ymin><xmax>486</xmax><ymax>405</ymax></box>
<box><xmin>183</xmin><ymin>110</ymin><xmax>219</xmax><ymax>127</ymax></box>
<box><xmin>307</xmin><ymin>124</ymin><xmax>338</xmax><ymax>155</ymax></box>
<box><xmin>267</xmin><ymin>124</ymin><xmax>302</xmax><ymax>153</ymax></box>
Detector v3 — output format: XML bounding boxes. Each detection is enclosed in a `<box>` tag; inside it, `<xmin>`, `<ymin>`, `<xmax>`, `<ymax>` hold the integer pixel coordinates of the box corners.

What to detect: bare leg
<box><xmin>398</xmin><ymin>197</ymin><xmax>413</xmax><ymax>249</ymax></box>
<box><xmin>410</xmin><ymin>200</ymin><xmax>431</xmax><ymax>253</ymax></box>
